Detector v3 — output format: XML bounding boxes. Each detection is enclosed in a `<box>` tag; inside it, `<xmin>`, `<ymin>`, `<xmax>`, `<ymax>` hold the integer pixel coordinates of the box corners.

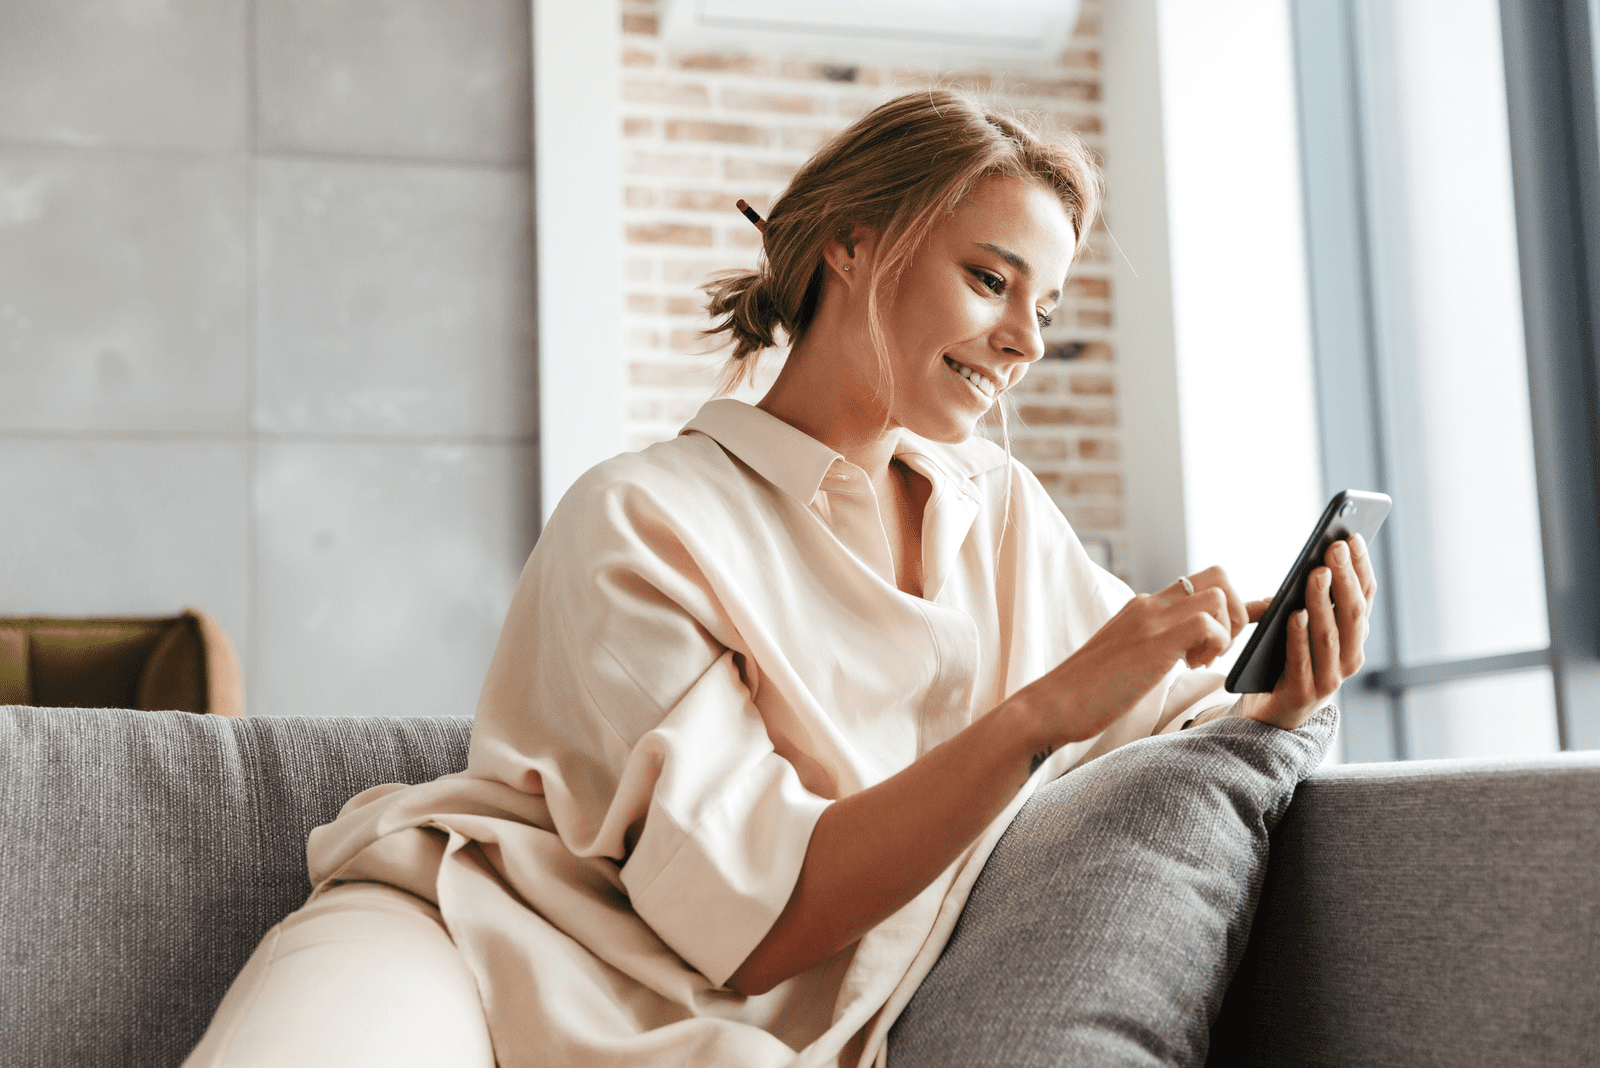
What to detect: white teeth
<box><xmin>945</xmin><ymin>356</ymin><xmax>997</xmax><ymax>398</ymax></box>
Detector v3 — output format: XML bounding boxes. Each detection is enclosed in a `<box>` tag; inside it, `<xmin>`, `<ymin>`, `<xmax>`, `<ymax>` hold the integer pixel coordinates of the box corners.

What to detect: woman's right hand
<box><xmin>1008</xmin><ymin>566</ymin><xmax>1251</xmax><ymax>748</ymax></box>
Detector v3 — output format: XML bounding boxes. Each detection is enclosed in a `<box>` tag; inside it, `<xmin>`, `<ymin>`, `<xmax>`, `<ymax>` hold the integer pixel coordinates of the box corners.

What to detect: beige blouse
<box><xmin>307</xmin><ymin>398</ymin><xmax>1223</xmax><ymax>1068</ymax></box>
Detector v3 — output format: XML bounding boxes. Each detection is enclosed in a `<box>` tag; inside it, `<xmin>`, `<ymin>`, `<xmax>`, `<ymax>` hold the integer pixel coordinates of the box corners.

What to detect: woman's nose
<box><xmin>995</xmin><ymin>307</ymin><xmax>1046</xmax><ymax>364</ymax></box>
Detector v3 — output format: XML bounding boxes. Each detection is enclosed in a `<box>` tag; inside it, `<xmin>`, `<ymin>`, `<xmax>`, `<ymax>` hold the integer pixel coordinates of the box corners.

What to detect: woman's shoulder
<box><xmin>558</xmin><ymin>432</ymin><xmax>743</xmax><ymax>510</ymax></box>
<box><xmin>539</xmin><ymin>433</ymin><xmax>755</xmax><ymax>554</ymax></box>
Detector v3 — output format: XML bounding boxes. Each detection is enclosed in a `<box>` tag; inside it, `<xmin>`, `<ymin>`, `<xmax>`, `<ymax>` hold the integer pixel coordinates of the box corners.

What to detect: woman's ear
<box><xmin>822</xmin><ymin>222</ymin><xmax>879</xmax><ymax>285</ymax></box>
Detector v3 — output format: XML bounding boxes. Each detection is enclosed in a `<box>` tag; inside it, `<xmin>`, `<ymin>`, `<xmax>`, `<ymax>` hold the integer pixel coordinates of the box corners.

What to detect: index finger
<box><xmin>1344</xmin><ymin>533</ymin><xmax>1377</xmax><ymax>607</ymax></box>
<box><xmin>1190</xmin><ymin>565</ymin><xmax>1250</xmax><ymax>637</ymax></box>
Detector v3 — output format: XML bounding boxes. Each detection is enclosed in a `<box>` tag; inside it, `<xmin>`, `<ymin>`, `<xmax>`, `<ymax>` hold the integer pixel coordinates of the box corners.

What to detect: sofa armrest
<box><xmin>1210</xmin><ymin>751</ymin><xmax>1600</xmax><ymax>1067</ymax></box>
<box><xmin>0</xmin><ymin>705</ymin><xmax>472</xmax><ymax>1068</ymax></box>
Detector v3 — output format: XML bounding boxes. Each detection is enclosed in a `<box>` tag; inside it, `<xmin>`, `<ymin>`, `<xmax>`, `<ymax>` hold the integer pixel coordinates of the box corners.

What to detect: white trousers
<box><xmin>182</xmin><ymin>882</ymin><xmax>497</xmax><ymax>1068</ymax></box>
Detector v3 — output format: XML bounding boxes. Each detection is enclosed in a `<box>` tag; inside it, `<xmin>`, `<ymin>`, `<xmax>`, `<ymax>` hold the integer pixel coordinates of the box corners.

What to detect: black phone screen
<box><xmin>1224</xmin><ymin>490</ymin><xmax>1391</xmax><ymax>694</ymax></box>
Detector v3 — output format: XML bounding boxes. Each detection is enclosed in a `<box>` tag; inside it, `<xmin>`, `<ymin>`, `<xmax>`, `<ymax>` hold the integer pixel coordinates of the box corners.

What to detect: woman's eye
<box><xmin>1037</xmin><ymin>310</ymin><xmax>1054</xmax><ymax>328</ymax></box>
<box><xmin>971</xmin><ymin>268</ymin><xmax>1005</xmax><ymax>294</ymax></box>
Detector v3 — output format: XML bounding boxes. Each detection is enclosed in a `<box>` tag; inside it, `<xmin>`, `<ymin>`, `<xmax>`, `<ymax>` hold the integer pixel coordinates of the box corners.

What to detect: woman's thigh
<box><xmin>183</xmin><ymin>882</ymin><xmax>496</xmax><ymax>1068</ymax></box>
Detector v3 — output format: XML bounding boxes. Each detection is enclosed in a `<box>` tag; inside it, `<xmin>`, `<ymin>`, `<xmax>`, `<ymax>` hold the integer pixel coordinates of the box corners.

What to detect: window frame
<box><xmin>1289</xmin><ymin>0</ymin><xmax>1600</xmax><ymax>757</ymax></box>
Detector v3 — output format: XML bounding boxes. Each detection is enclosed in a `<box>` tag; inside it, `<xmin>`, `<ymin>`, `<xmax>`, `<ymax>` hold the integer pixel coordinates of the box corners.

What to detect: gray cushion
<box><xmin>1209</xmin><ymin>750</ymin><xmax>1600</xmax><ymax>1068</ymax></box>
<box><xmin>890</xmin><ymin>706</ymin><xmax>1337</xmax><ymax>1067</ymax></box>
<box><xmin>0</xmin><ymin>705</ymin><xmax>472</xmax><ymax>1068</ymax></box>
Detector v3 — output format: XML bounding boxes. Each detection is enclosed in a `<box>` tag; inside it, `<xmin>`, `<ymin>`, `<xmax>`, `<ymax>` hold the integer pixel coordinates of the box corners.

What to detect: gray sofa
<box><xmin>2</xmin><ymin>705</ymin><xmax>1597</xmax><ymax>1068</ymax></box>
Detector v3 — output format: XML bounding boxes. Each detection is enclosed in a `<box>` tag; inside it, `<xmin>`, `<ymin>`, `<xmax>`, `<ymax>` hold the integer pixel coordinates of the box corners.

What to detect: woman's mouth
<box><xmin>944</xmin><ymin>356</ymin><xmax>997</xmax><ymax>399</ymax></box>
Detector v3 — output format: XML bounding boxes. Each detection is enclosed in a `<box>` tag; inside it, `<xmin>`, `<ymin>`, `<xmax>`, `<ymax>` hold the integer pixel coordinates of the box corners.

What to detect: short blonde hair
<box><xmin>703</xmin><ymin>89</ymin><xmax>1103</xmax><ymax>393</ymax></box>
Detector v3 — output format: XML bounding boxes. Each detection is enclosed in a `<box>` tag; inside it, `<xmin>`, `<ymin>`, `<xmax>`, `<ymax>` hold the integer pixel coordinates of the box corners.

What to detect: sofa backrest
<box><xmin>5</xmin><ymin>705</ymin><xmax>1599</xmax><ymax>1068</ymax></box>
<box><xmin>0</xmin><ymin>705</ymin><xmax>471</xmax><ymax>1068</ymax></box>
<box><xmin>1210</xmin><ymin>750</ymin><xmax>1600</xmax><ymax>1067</ymax></box>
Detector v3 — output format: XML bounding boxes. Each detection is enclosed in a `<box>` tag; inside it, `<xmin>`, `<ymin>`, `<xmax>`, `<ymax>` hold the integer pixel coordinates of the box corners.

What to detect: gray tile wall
<box><xmin>0</xmin><ymin>0</ymin><xmax>538</xmax><ymax>717</ymax></box>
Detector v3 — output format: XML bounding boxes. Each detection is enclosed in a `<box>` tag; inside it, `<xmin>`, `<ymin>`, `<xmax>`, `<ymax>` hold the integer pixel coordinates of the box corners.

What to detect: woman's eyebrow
<box><xmin>974</xmin><ymin>242</ymin><xmax>1062</xmax><ymax>303</ymax></box>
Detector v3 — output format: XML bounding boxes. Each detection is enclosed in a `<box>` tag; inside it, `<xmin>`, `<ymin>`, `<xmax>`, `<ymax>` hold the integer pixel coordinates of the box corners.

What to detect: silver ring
<box><xmin>1177</xmin><ymin>575</ymin><xmax>1195</xmax><ymax>595</ymax></box>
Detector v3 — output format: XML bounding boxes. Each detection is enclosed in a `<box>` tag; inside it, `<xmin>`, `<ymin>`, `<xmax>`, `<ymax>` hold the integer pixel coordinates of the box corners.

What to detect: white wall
<box><xmin>1104</xmin><ymin>0</ymin><xmax>1322</xmax><ymax>619</ymax></box>
<box><xmin>1101</xmin><ymin>0</ymin><xmax>1188</xmax><ymax>596</ymax></box>
<box><xmin>1159</xmin><ymin>0</ymin><xmax>1322</xmax><ymax>614</ymax></box>
<box><xmin>0</xmin><ymin>0</ymin><xmax>539</xmax><ymax>717</ymax></box>
<box><xmin>533</xmin><ymin>0</ymin><xmax>626</xmax><ymax>522</ymax></box>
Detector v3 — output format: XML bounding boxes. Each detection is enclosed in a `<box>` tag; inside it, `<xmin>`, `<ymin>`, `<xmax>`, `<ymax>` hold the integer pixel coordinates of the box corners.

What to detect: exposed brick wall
<box><xmin>617</xmin><ymin>0</ymin><xmax>1125</xmax><ymax>573</ymax></box>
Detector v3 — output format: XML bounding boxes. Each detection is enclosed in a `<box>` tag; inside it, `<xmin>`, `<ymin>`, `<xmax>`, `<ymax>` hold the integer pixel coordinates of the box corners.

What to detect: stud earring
<box><xmin>843</xmin><ymin>265</ymin><xmax>851</xmax><ymax>272</ymax></box>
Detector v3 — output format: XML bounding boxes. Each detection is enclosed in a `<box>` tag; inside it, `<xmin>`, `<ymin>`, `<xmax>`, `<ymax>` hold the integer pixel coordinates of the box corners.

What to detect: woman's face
<box><xmin>878</xmin><ymin>175</ymin><xmax>1077</xmax><ymax>443</ymax></box>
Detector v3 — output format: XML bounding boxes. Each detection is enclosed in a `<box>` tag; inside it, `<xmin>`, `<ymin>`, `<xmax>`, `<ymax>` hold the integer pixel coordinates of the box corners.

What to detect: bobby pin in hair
<box><xmin>736</xmin><ymin>199</ymin><xmax>766</xmax><ymax>233</ymax></box>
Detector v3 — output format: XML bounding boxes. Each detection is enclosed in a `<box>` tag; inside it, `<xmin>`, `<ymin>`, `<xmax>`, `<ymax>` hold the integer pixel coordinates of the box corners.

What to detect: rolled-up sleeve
<box><xmin>476</xmin><ymin>466</ymin><xmax>831</xmax><ymax>987</ymax></box>
<box><xmin>618</xmin><ymin>650</ymin><xmax>830</xmax><ymax>985</ymax></box>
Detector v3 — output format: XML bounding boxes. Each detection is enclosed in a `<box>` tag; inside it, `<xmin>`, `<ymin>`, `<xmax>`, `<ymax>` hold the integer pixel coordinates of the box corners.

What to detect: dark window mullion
<box><xmin>1363</xmin><ymin>648</ymin><xmax>1552</xmax><ymax>695</ymax></box>
<box><xmin>1499</xmin><ymin>0</ymin><xmax>1600</xmax><ymax>751</ymax></box>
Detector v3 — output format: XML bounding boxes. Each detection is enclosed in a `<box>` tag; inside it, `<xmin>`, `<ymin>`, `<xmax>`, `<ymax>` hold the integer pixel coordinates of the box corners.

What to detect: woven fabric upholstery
<box><xmin>0</xmin><ymin>705</ymin><xmax>472</xmax><ymax>1068</ymax></box>
<box><xmin>1209</xmin><ymin>750</ymin><xmax>1600</xmax><ymax>1068</ymax></box>
<box><xmin>889</xmin><ymin>707</ymin><xmax>1337</xmax><ymax>1068</ymax></box>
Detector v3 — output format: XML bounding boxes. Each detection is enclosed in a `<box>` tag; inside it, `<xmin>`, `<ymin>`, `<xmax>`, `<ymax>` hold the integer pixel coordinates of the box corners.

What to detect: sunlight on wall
<box><xmin>1158</xmin><ymin>0</ymin><xmax>1323</xmax><ymax>649</ymax></box>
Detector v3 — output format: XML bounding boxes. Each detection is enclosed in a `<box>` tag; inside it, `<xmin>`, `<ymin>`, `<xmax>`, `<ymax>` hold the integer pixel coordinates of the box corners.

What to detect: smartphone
<box><xmin>1225</xmin><ymin>490</ymin><xmax>1392</xmax><ymax>694</ymax></box>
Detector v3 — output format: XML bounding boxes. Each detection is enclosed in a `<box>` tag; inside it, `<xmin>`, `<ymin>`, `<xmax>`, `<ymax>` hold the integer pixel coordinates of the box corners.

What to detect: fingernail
<box><xmin>1318</xmin><ymin>567</ymin><xmax>1331</xmax><ymax>588</ymax></box>
<box><xmin>1332</xmin><ymin>542</ymin><xmax>1349</xmax><ymax>565</ymax></box>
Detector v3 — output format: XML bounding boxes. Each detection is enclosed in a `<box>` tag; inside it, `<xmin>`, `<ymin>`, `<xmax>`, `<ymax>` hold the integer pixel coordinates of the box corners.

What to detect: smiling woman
<box><xmin>704</xmin><ymin>91</ymin><xmax>1096</xmax><ymax>402</ymax></box>
<box><xmin>797</xmin><ymin>177</ymin><xmax>1077</xmax><ymax>434</ymax></box>
<box><xmin>705</xmin><ymin>93</ymin><xmax>1093</xmax><ymax>596</ymax></box>
<box><xmin>184</xmin><ymin>90</ymin><xmax>1376</xmax><ymax>1068</ymax></box>
<box><xmin>752</xmin><ymin>178</ymin><xmax>1078</xmax><ymax>598</ymax></box>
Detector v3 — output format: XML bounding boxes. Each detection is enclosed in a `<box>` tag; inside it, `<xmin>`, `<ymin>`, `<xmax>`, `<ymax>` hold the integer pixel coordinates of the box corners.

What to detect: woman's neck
<box><xmin>759</xmin><ymin>321</ymin><xmax>930</xmax><ymax>598</ymax></box>
<box><xmin>756</xmin><ymin>325</ymin><xmax>901</xmax><ymax>480</ymax></box>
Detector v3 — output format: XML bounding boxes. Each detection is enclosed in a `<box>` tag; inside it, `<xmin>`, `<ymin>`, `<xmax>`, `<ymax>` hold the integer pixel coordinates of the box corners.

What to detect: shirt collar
<box><xmin>681</xmin><ymin>398</ymin><xmax>1010</xmax><ymax>504</ymax></box>
<box><xmin>681</xmin><ymin>399</ymin><xmax>843</xmax><ymax>504</ymax></box>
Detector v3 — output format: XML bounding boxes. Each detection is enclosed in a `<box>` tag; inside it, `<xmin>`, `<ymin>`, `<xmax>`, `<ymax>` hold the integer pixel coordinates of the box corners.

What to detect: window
<box><xmin>1291</xmin><ymin>0</ymin><xmax>1600</xmax><ymax>758</ymax></box>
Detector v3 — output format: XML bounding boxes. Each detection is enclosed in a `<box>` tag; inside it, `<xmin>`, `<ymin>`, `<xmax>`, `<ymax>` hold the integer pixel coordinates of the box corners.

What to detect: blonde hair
<box><xmin>703</xmin><ymin>89</ymin><xmax>1103</xmax><ymax>394</ymax></box>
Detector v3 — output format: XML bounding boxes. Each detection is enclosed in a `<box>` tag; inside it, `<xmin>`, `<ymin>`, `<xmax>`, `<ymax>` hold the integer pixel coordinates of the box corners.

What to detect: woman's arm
<box><xmin>728</xmin><ymin>565</ymin><xmax>1238</xmax><ymax>995</ymax></box>
<box><xmin>726</xmin><ymin>687</ymin><xmax>1044</xmax><ymax>995</ymax></box>
<box><xmin>726</xmin><ymin>536</ymin><xmax>1376</xmax><ymax>996</ymax></box>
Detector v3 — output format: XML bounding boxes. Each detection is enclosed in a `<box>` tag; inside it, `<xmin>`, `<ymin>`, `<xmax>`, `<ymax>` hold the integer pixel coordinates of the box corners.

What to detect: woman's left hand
<box><xmin>1241</xmin><ymin>533</ymin><xmax>1378</xmax><ymax>730</ymax></box>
